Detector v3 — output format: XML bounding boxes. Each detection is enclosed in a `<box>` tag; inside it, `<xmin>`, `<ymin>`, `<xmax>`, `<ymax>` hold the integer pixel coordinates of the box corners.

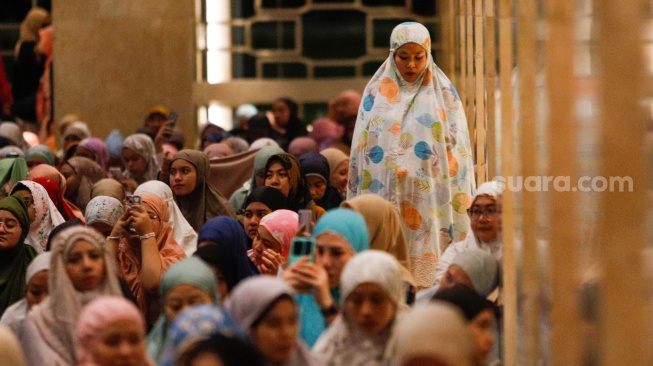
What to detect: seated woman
<box><xmin>146</xmin><ymin>257</ymin><xmax>218</xmax><ymax>363</ymax></box>
<box><xmin>120</xmin><ymin>134</ymin><xmax>160</xmax><ymax>193</ymax></box>
<box><xmin>264</xmin><ymin>152</ymin><xmax>324</xmax><ymax>221</ymax></box>
<box><xmin>0</xmin><ymin>196</ymin><xmax>37</xmax><ymax>317</ymax></box>
<box><xmin>193</xmin><ymin>216</ymin><xmax>258</xmax><ymax>300</ymax></box>
<box><xmin>20</xmin><ymin>226</ymin><xmax>123</xmax><ymax>365</ymax></box>
<box><xmin>432</xmin><ymin>285</ymin><xmax>497</xmax><ymax>366</ymax></box>
<box><xmin>0</xmin><ymin>252</ymin><xmax>51</xmax><ymax>335</ymax></box>
<box><xmin>76</xmin><ymin>296</ymin><xmax>153</xmax><ymax>366</ymax></box>
<box><xmin>241</xmin><ymin>186</ymin><xmax>289</xmax><ymax>244</ymax></box>
<box><xmin>313</xmin><ymin>250</ymin><xmax>405</xmax><ymax>365</ymax></box>
<box><xmin>175</xmin><ymin>331</ymin><xmax>264</xmax><ymax>366</ymax></box>
<box><xmin>167</xmin><ymin>150</ymin><xmax>236</xmax><ymax>232</ymax></box>
<box><xmin>299</xmin><ymin>152</ymin><xmax>342</xmax><ymax>210</ymax></box>
<box><xmin>75</xmin><ymin>137</ymin><xmax>109</xmax><ymax>171</ymax></box>
<box><xmin>11</xmin><ymin>180</ymin><xmax>65</xmax><ymax>252</ymax></box>
<box><xmin>225</xmin><ymin>276</ymin><xmax>323</xmax><ymax>366</ymax></box>
<box><xmin>25</xmin><ymin>145</ymin><xmax>56</xmax><ymax>169</ymax></box>
<box><xmin>319</xmin><ymin>148</ymin><xmax>349</xmax><ymax>199</ymax></box>
<box><xmin>107</xmin><ymin>193</ymin><xmax>186</xmax><ymax>326</ymax></box>
<box><xmin>134</xmin><ymin>180</ymin><xmax>198</xmax><ymax>257</ymax></box>
<box><xmin>283</xmin><ymin>208</ymin><xmax>369</xmax><ymax>347</ymax></box>
<box><xmin>0</xmin><ymin>157</ymin><xmax>27</xmax><ymax>199</ymax></box>
<box><xmin>85</xmin><ymin>196</ymin><xmax>124</xmax><ymax>237</ymax></box>
<box><xmin>60</xmin><ymin>157</ymin><xmax>106</xmax><ymax>213</ymax></box>
<box><xmin>229</xmin><ymin>146</ymin><xmax>283</xmax><ymax>211</ymax></box>
<box><xmin>26</xmin><ymin>164</ymin><xmax>84</xmax><ymax>222</ymax></box>
<box><xmin>249</xmin><ymin>209</ymin><xmax>298</xmax><ymax>275</ymax></box>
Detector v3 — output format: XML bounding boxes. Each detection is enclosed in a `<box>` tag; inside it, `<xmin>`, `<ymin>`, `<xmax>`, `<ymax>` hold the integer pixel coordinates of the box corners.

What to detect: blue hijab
<box><xmin>298</xmin><ymin>208</ymin><xmax>370</xmax><ymax>346</ymax></box>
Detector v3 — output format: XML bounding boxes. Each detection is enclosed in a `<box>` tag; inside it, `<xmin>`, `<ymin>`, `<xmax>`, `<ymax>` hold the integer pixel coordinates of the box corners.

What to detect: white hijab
<box><xmin>134</xmin><ymin>180</ymin><xmax>198</xmax><ymax>256</ymax></box>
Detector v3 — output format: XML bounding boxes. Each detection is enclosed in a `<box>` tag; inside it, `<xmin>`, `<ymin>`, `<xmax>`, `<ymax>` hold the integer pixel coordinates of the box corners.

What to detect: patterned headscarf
<box><xmin>11</xmin><ymin>180</ymin><xmax>65</xmax><ymax>252</ymax></box>
<box><xmin>84</xmin><ymin>196</ymin><xmax>123</xmax><ymax>227</ymax></box>
<box><xmin>259</xmin><ymin>209</ymin><xmax>298</xmax><ymax>260</ymax></box>
<box><xmin>122</xmin><ymin>134</ymin><xmax>159</xmax><ymax>183</ymax></box>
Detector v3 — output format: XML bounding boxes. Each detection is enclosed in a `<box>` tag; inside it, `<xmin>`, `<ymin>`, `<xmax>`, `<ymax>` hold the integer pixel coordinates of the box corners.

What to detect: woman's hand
<box><xmin>127</xmin><ymin>204</ymin><xmax>153</xmax><ymax>236</ymax></box>
<box><xmin>283</xmin><ymin>257</ymin><xmax>332</xmax><ymax>307</ymax></box>
<box><xmin>258</xmin><ymin>248</ymin><xmax>284</xmax><ymax>275</ymax></box>
<box><xmin>110</xmin><ymin>210</ymin><xmax>132</xmax><ymax>238</ymax></box>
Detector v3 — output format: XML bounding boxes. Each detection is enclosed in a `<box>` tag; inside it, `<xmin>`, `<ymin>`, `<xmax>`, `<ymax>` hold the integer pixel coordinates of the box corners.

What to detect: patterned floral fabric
<box><xmin>84</xmin><ymin>196</ymin><xmax>124</xmax><ymax>227</ymax></box>
<box><xmin>12</xmin><ymin>180</ymin><xmax>65</xmax><ymax>252</ymax></box>
<box><xmin>347</xmin><ymin>22</ymin><xmax>475</xmax><ymax>288</ymax></box>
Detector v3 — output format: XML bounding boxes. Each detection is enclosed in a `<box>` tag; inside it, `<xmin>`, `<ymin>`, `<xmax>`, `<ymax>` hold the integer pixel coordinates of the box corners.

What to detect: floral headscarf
<box><xmin>84</xmin><ymin>196</ymin><xmax>123</xmax><ymax>228</ymax></box>
<box><xmin>259</xmin><ymin>209</ymin><xmax>298</xmax><ymax>260</ymax></box>
<box><xmin>11</xmin><ymin>180</ymin><xmax>65</xmax><ymax>252</ymax></box>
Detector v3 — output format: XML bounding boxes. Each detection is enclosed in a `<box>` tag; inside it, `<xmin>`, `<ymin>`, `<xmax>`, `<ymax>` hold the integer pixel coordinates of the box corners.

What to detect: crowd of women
<box><xmin>0</xmin><ymin>21</ymin><xmax>504</xmax><ymax>366</ymax></box>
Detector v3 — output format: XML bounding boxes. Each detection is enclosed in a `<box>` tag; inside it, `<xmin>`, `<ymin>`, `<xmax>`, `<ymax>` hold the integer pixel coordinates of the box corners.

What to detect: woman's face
<box><xmin>90</xmin><ymin>318</ymin><xmax>147</xmax><ymax>366</ymax></box>
<box><xmin>60</xmin><ymin>163</ymin><xmax>79</xmax><ymax>199</ymax></box>
<box><xmin>306</xmin><ymin>176</ymin><xmax>327</xmax><ymax>202</ymax></box>
<box><xmin>469</xmin><ymin>309</ymin><xmax>496</xmax><ymax>366</ymax></box>
<box><xmin>170</xmin><ymin>159</ymin><xmax>198</xmax><ymax>197</ymax></box>
<box><xmin>122</xmin><ymin>148</ymin><xmax>147</xmax><ymax>179</ymax></box>
<box><xmin>264</xmin><ymin>162</ymin><xmax>290</xmax><ymax>197</ymax></box>
<box><xmin>394</xmin><ymin>42</ymin><xmax>428</xmax><ymax>82</ymax></box>
<box><xmin>26</xmin><ymin>270</ymin><xmax>49</xmax><ymax>307</ymax></box>
<box><xmin>469</xmin><ymin>196</ymin><xmax>501</xmax><ymax>242</ymax></box>
<box><xmin>253</xmin><ymin>297</ymin><xmax>298</xmax><ymax>364</ymax></box>
<box><xmin>252</xmin><ymin>226</ymin><xmax>282</xmax><ymax>260</ymax></box>
<box><xmin>272</xmin><ymin>101</ymin><xmax>291</xmax><ymax>127</ymax></box>
<box><xmin>0</xmin><ymin>210</ymin><xmax>23</xmax><ymax>250</ymax></box>
<box><xmin>315</xmin><ymin>232</ymin><xmax>354</xmax><ymax>288</ymax></box>
<box><xmin>164</xmin><ymin>284</ymin><xmax>213</xmax><ymax>322</ymax></box>
<box><xmin>440</xmin><ymin>265</ymin><xmax>474</xmax><ymax>292</ymax></box>
<box><xmin>344</xmin><ymin>282</ymin><xmax>395</xmax><ymax>336</ymax></box>
<box><xmin>12</xmin><ymin>189</ymin><xmax>36</xmax><ymax>224</ymax></box>
<box><xmin>243</xmin><ymin>202</ymin><xmax>272</xmax><ymax>240</ymax></box>
<box><xmin>331</xmin><ymin>160</ymin><xmax>349</xmax><ymax>194</ymax></box>
<box><xmin>75</xmin><ymin>145</ymin><xmax>96</xmax><ymax>162</ymax></box>
<box><xmin>65</xmin><ymin>240</ymin><xmax>106</xmax><ymax>292</ymax></box>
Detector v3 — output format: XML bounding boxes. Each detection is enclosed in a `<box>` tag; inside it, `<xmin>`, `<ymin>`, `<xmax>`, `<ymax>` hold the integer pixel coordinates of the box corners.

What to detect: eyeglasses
<box><xmin>467</xmin><ymin>207</ymin><xmax>501</xmax><ymax>221</ymax></box>
<box><xmin>0</xmin><ymin>220</ymin><xmax>20</xmax><ymax>232</ymax></box>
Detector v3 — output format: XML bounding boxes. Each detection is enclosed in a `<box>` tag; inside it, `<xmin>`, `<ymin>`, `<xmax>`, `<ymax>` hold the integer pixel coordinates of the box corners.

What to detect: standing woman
<box><xmin>168</xmin><ymin>150</ymin><xmax>236</xmax><ymax>232</ymax></box>
<box><xmin>20</xmin><ymin>227</ymin><xmax>123</xmax><ymax>366</ymax></box>
<box><xmin>121</xmin><ymin>134</ymin><xmax>160</xmax><ymax>193</ymax></box>
<box><xmin>0</xmin><ymin>195</ymin><xmax>37</xmax><ymax>317</ymax></box>
<box><xmin>60</xmin><ymin>157</ymin><xmax>106</xmax><ymax>214</ymax></box>
<box><xmin>348</xmin><ymin>22</ymin><xmax>475</xmax><ymax>288</ymax></box>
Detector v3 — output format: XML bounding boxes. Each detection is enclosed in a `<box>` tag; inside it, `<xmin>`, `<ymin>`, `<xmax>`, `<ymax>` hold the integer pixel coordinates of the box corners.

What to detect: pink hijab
<box><xmin>310</xmin><ymin>117</ymin><xmax>341</xmax><ymax>150</ymax></box>
<box><xmin>259</xmin><ymin>209</ymin><xmax>299</xmax><ymax>260</ymax></box>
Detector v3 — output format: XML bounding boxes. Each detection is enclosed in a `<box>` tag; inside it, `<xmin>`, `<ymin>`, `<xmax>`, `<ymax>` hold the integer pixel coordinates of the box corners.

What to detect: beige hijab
<box><xmin>90</xmin><ymin>178</ymin><xmax>126</xmax><ymax>202</ymax></box>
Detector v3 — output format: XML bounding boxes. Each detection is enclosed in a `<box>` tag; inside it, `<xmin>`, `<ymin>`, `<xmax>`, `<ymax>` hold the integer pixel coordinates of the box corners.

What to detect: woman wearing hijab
<box><xmin>12</xmin><ymin>8</ymin><xmax>50</xmax><ymax>123</ymax></box>
<box><xmin>25</xmin><ymin>144</ymin><xmax>56</xmax><ymax>169</ymax></box>
<box><xmin>283</xmin><ymin>208</ymin><xmax>369</xmax><ymax>347</ymax></box>
<box><xmin>271</xmin><ymin>98</ymin><xmax>308</xmax><ymax>151</ymax></box>
<box><xmin>11</xmin><ymin>180</ymin><xmax>65</xmax><ymax>252</ymax></box>
<box><xmin>134</xmin><ymin>180</ymin><xmax>198</xmax><ymax>257</ymax></box>
<box><xmin>0</xmin><ymin>157</ymin><xmax>27</xmax><ymax>198</ymax></box>
<box><xmin>203</xmin><ymin>143</ymin><xmax>234</xmax><ymax>159</ymax></box>
<box><xmin>146</xmin><ymin>257</ymin><xmax>218</xmax><ymax>363</ymax></box>
<box><xmin>310</xmin><ymin>117</ymin><xmax>341</xmax><ymax>151</ymax></box>
<box><xmin>76</xmin><ymin>137</ymin><xmax>109</xmax><ymax>171</ymax></box>
<box><xmin>288</xmin><ymin>137</ymin><xmax>318</xmax><ymax>158</ymax></box>
<box><xmin>27</xmin><ymin>165</ymin><xmax>84</xmax><ymax>222</ymax></box>
<box><xmin>242</xmin><ymin>186</ymin><xmax>289</xmax><ymax>243</ymax></box>
<box><xmin>61</xmin><ymin>122</ymin><xmax>91</xmax><ymax>160</ymax></box>
<box><xmin>168</xmin><ymin>149</ymin><xmax>236</xmax><ymax>232</ymax></box>
<box><xmin>0</xmin><ymin>196</ymin><xmax>37</xmax><ymax>317</ymax></box>
<box><xmin>121</xmin><ymin>134</ymin><xmax>159</xmax><ymax>193</ymax></box>
<box><xmin>348</xmin><ymin>22</ymin><xmax>475</xmax><ymax>289</ymax></box>
<box><xmin>299</xmin><ymin>152</ymin><xmax>343</xmax><ymax>210</ymax></box>
<box><xmin>264</xmin><ymin>152</ymin><xmax>325</xmax><ymax>221</ymax></box>
<box><xmin>107</xmin><ymin>193</ymin><xmax>186</xmax><ymax>325</ymax></box>
<box><xmin>229</xmin><ymin>145</ymin><xmax>284</xmax><ymax>211</ymax></box>
<box><xmin>435</xmin><ymin>181</ymin><xmax>503</xmax><ymax>284</ymax></box>
<box><xmin>84</xmin><ymin>196</ymin><xmax>124</xmax><ymax>237</ymax></box>
<box><xmin>0</xmin><ymin>123</ymin><xmax>26</xmax><ymax>150</ymax></box>
<box><xmin>90</xmin><ymin>179</ymin><xmax>125</xmax><ymax>202</ymax></box>
<box><xmin>193</xmin><ymin>216</ymin><xmax>258</xmax><ymax>300</ymax></box>
<box><xmin>60</xmin><ymin>157</ymin><xmax>106</xmax><ymax>214</ymax></box>
<box><xmin>226</xmin><ymin>276</ymin><xmax>323</xmax><ymax>366</ymax></box>
<box><xmin>1</xmin><ymin>252</ymin><xmax>51</xmax><ymax>335</ymax></box>
<box><xmin>20</xmin><ymin>226</ymin><xmax>123</xmax><ymax>366</ymax></box>
<box><xmin>249</xmin><ymin>209</ymin><xmax>298</xmax><ymax>275</ymax></box>
<box><xmin>392</xmin><ymin>303</ymin><xmax>474</xmax><ymax>366</ymax></box>
<box><xmin>76</xmin><ymin>296</ymin><xmax>154</xmax><ymax>366</ymax></box>
<box><xmin>313</xmin><ymin>250</ymin><xmax>405</xmax><ymax>365</ymax></box>
<box><xmin>175</xmin><ymin>332</ymin><xmax>264</xmax><ymax>366</ymax></box>
<box><xmin>157</xmin><ymin>304</ymin><xmax>244</xmax><ymax>366</ymax></box>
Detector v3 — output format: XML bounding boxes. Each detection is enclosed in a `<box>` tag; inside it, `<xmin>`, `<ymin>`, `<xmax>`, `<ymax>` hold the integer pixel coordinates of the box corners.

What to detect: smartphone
<box><xmin>167</xmin><ymin>112</ymin><xmax>179</xmax><ymax>129</ymax></box>
<box><xmin>298</xmin><ymin>209</ymin><xmax>312</xmax><ymax>234</ymax></box>
<box><xmin>109</xmin><ymin>167</ymin><xmax>123</xmax><ymax>181</ymax></box>
<box><xmin>289</xmin><ymin>237</ymin><xmax>315</xmax><ymax>265</ymax></box>
<box><xmin>125</xmin><ymin>195</ymin><xmax>141</xmax><ymax>206</ymax></box>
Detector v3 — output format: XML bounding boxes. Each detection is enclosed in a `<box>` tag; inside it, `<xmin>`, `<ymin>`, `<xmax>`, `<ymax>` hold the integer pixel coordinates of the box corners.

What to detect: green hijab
<box><xmin>0</xmin><ymin>158</ymin><xmax>28</xmax><ymax>190</ymax></box>
<box><xmin>0</xmin><ymin>195</ymin><xmax>37</xmax><ymax>316</ymax></box>
<box><xmin>146</xmin><ymin>257</ymin><xmax>219</xmax><ymax>362</ymax></box>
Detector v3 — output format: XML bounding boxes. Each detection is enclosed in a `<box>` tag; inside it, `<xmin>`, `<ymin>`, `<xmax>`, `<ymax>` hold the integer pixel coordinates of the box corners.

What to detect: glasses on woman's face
<box><xmin>467</xmin><ymin>207</ymin><xmax>501</xmax><ymax>221</ymax></box>
<box><xmin>0</xmin><ymin>219</ymin><xmax>20</xmax><ymax>232</ymax></box>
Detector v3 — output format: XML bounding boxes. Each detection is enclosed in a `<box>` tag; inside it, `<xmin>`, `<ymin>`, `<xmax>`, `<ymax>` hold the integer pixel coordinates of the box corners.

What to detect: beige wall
<box><xmin>52</xmin><ymin>0</ymin><xmax>196</xmax><ymax>145</ymax></box>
